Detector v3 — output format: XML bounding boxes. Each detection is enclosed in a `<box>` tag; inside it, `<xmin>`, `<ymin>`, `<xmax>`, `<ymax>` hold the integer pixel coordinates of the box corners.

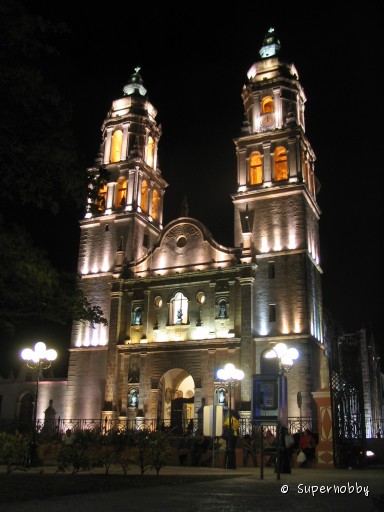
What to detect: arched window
<box><xmin>98</xmin><ymin>183</ymin><xmax>107</xmax><ymax>212</ymax></box>
<box><xmin>261</xmin><ymin>96</ymin><xmax>274</xmax><ymax>114</ymax></box>
<box><xmin>170</xmin><ymin>292</ymin><xmax>189</xmax><ymax>325</ymax></box>
<box><xmin>146</xmin><ymin>136</ymin><xmax>155</xmax><ymax>167</ymax></box>
<box><xmin>151</xmin><ymin>189</ymin><xmax>159</xmax><ymax>220</ymax></box>
<box><xmin>249</xmin><ymin>152</ymin><xmax>263</xmax><ymax>185</ymax></box>
<box><xmin>110</xmin><ymin>130</ymin><xmax>122</xmax><ymax>163</ymax></box>
<box><xmin>141</xmin><ymin>180</ymin><xmax>149</xmax><ymax>213</ymax></box>
<box><xmin>274</xmin><ymin>146</ymin><xmax>288</xmax><ymax>181</ymax></box>
<box><xmin>115</xmin><ymin>177</ymin><xmax>127</xmax><ymax>208</ymax></box>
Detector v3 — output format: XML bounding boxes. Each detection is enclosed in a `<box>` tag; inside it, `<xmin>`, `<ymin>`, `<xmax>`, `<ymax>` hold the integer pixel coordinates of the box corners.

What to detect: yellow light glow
<box><xmin>101</xmin><ymin>255</ymin><xmax>110</xmax><ymax>272</ymax></box>
<box><xmin>281</xmin><ymin>320</ymin><xmax>289</xmax><ymax>334</ymax></box>
<box><xmin>288</xmin><ymin>232</ymin><xmax>296</xmax><ymax>250</ymax></box>
<box><xmin>261</xmin><ymin>236</ymin><xmax>269</xmax><ymax>253</ymax></box>
<box><xmin>155</xmin><ymin>332</ymin><xmax>168</xmax><ymax>342</ymax></box>
<box><xmin>273</xmin><ymin>241</ymin><xmax>282</xmax><ymax>252</ymax></box>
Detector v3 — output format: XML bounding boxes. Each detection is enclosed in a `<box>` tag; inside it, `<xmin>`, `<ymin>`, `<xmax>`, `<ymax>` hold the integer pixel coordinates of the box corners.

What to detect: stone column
<box><xmin>121</xmin><ymin>123</ymin><xmax>129</xmax><ymax>161</ymax></box>
<box><xmin>103</xmin><ymin>127</ymin><xmax>113</xmax><ymax>165</ymax></box>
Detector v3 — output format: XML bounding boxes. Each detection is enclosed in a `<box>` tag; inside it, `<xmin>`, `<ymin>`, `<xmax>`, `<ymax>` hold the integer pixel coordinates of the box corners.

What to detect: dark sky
<box><xmin>4</xmin><ymin>3</ymin><xmax>382</xmax><ymax>375</ymax></box>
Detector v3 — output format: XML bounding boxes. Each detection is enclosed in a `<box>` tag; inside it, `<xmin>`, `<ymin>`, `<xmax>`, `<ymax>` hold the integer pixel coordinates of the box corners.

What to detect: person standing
<box><xmin>279</xmin><ymin>426</ymin><xmax>292</xmax><ymax>474</ymax></box>
<box><xmin>62</xmin><ymin>428</ymin><xmax>76</xmax><ymax>446</ymax></box>
<box><xmin>242</xmin><ymin>434</ymin><xmax>257</xmax><ymax>467</ymax></box>
<box><xmin>190</xmin><ymin>431</ymin><xmax>210</xmax><ymax>466</ymax></box>
<box><xmin>299</xmin><ymin>429</ymin><xmax>316</xmax><ymax>467</ymax></box>
<box><xmin>223</xmin><ymin>410</ymin><xmax>240</xmax><ymax>469</ymax></box>
<box><xmin>264</xmin><ymin>429</ymin><xmax>277</xmax><ymax>466</ymax></box>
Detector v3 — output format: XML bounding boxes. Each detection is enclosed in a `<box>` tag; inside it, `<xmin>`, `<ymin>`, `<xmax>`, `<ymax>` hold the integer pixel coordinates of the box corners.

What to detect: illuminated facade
<box><xmin>65</xmin><ymin>28</ymin><xmax>326</xmax><ymax>429</ymax></box>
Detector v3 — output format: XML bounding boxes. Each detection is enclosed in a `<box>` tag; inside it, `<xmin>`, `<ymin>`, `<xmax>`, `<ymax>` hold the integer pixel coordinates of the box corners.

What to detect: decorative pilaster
<box><xmin>312</xmin><ymin>389</ymin><xmax>334</xmax><ymax>468</ymax></box>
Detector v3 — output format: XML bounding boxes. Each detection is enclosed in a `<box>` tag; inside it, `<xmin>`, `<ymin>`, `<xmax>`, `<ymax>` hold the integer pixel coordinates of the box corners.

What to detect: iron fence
<box><xmin>1</xmin><ymin>416</ymin><xmax>382</xmax><ymax>443</ymax></box>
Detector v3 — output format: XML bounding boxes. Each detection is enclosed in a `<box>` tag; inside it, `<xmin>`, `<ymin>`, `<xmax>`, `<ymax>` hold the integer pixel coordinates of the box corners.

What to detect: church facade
<box><xmin>63</xmin><ymin>27</ymin><xmax>325</xmax><ymax>433</ymax></box>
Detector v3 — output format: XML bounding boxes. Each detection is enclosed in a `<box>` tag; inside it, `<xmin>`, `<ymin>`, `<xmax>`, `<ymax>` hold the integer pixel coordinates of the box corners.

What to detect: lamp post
<box><xmin>264</xmin><ymin>342</ymin><xmax>299</xmax><ymax>479</ymax></box>
<box><xmin>21</xmin><ymin>341</ymin><xmax>57</xmax><ymax>466</ymax></box>
<box><xmin>217</xmin><ymin>363</ymin><xmax>244</xmax><ymax>469</ymax></box>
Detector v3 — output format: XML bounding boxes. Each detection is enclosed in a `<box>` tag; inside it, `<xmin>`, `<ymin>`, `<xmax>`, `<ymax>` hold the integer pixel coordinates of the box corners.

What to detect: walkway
<box><xmin>1</xmin><ymin>464</ymin><xmax>383</xmax><ymax>512</ymax></box>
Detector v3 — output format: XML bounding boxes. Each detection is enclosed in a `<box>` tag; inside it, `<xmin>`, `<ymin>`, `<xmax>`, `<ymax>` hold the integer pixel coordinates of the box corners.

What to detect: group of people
<box><xmin>180</xmin><ymin>411</ymin><xmax>316</xmax><ymax>471</ymax></box>
<box><xmin>263</xmin><ymin>427</ymin><xmax>316</xmax><ymax>472</ymax></box>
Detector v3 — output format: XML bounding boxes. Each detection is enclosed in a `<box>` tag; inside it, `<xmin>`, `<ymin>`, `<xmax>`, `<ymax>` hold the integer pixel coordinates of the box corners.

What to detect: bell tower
<box><xmin>85</xmin><ymin>67</ymin><xmax>168</xmax><ymax>266</ymax></box>
<box><xmin>65</xmin><ymin>69</ymin><xmax>168</xmax><ymax>418</ymax></box>
<box><xmin>232</xmin><ymin>28</ymin><xmax>324</xmax><ymax>415</ymax></box>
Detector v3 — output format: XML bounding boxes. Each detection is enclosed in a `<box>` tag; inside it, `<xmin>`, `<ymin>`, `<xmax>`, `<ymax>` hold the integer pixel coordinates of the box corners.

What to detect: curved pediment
<box><xmin>132</xmin><ymin>218</ymin><xmax>238</xmax><ymax>276</ymax></box>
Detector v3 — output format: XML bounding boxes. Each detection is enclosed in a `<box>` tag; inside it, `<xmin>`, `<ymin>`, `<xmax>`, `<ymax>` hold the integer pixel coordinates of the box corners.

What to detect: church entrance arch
<box><xmin>158</xmin><ymin>368</ymin><xmax>195</xmax><ymax>435</ymax></box>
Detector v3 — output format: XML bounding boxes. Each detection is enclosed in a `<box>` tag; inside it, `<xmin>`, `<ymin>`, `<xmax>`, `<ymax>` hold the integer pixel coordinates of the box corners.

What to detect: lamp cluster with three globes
<box><xmin>21</xmin><ymin>341</ymin><xmax>57</xmax><ymax>466</ymax></box>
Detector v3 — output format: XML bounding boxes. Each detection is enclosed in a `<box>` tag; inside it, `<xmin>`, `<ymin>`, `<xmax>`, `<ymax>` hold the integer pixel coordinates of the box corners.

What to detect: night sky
<box><xmin>3</xmin><ymin>3</ymin><xmax>382</xmax><ymax>375</ymax></box>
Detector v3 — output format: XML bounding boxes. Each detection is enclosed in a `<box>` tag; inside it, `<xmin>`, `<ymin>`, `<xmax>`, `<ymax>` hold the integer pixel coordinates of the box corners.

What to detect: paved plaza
<box><xmin>1</xmin><ymin>464</ymin><xmax>383</xmax><ymax>512</ymax></box>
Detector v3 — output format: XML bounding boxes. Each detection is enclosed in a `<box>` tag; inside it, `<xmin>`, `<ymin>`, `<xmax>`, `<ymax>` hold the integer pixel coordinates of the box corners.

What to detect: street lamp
<box><xmin>264</xmin><ymin>342</ymin><xmax>299</xmax><ymax>479</ymax></box>
<box><xmin>217</xmin><ymin>363</ymin><xmax>244</xmax><ymax>469</ymax></box>
<box><xmin>21</xmin><ymin>341</ymin><xmax>57</xmax><ymax>466</ymax></box>
<box><xmin>264</xmin><ymin>342</ymin><xmax>299</xmax><ymax>374</ymax></box>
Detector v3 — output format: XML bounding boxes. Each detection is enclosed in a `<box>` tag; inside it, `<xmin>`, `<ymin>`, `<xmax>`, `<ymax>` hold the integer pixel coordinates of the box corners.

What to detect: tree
<box><xmin>0</xmin><ymin>1</ymin><xmax>107</xmax><ymax>345</ymax></box>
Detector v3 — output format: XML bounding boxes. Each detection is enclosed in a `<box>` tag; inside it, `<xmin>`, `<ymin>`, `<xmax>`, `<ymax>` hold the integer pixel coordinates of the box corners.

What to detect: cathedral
<box><xmin>64</xmin><ymin>27</ymin><xmax>325</xmax><ymax>433</ymax></box>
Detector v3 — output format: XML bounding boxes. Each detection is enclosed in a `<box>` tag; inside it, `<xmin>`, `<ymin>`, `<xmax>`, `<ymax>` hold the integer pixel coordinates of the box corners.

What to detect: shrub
<box><xmin>0</xmin><ymin>432</ymin><xmax>29</xmax><ymax>473</ymax></box>
<box><xmin>131</xmin><ymin>430</ymin><xmax>171</xmax><ymax>476</ymax></box>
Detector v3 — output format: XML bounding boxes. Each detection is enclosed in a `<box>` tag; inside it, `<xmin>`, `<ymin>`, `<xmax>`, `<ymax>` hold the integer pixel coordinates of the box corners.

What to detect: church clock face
<box><xmin>261</xmin><ymin>113</ymin><xmax>275</xmax><ymax>128</ymax></box>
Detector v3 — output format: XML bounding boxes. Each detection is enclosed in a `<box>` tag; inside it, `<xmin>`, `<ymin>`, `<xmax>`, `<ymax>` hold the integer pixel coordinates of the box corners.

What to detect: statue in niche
<box><xmin>176</xmin><ymin>309</ymin><xmax>183</xmax><ymax>324</ymax></box>
<box><xmin>218</xmin><ymin>388</ymin><xmax>226</xmax><ymax>404</ymax></box>
<box><xmin>129</xmin><ymin>389</ymin><xmax>138</xmax><ymax>407</ymax></box>
<box><xmin>134</xmin><ymin>308</ymin><xmax>142</xmax><ymax>325</ymax></box>
<box><xmin>218</xmin><ymin>302</ymin><xmax>227</xmax><ymax>319</ymax></box>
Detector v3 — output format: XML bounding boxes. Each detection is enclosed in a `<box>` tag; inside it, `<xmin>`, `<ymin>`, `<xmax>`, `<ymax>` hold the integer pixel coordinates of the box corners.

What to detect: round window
<box><xmin>176</xmin><ymin>236</ymin><xmax>187</xmax><ymax>248</ymax></box>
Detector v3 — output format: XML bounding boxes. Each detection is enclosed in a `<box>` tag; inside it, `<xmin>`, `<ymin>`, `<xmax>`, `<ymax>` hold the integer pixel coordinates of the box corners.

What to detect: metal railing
<box><xmin>1</xmin><ymin>416</ymin><xmax>382</xmax><ymax>442</ymax></box>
